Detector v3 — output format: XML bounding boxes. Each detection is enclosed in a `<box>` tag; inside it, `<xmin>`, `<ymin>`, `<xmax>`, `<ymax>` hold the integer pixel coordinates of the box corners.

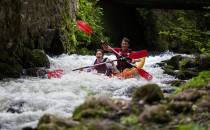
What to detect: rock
<box><xmin>22</xmin><ymin>127</ymin><xmax>37</xmax><ymax>130</ymax></box>
<box><xmin>0</xmin><ymin>62</ymin><xmax>22</xmax><ymax>79</ymax></box>
<box><xmin>132</xmin><ymin>84</ymin><xmax>164</xmax><ymax>104</ymax></box>
<box><xmin>7</xmin><ymin>101</ymin><xmax>25</xmax><ymax>113</ymax></box>
<box><xmin>72</xmin><ymin>96</ymin><xmax>122</xmax><ymax>121</ymax></box>
<box><xmin>173</xmin><ymin>89</ymin><xmax>202</xmax><ymax>102</ymax></box>
<box><xmin>179</xmin><ymin>57</ymin><xmax>198</xmax><ymax>70</ymax></box>
<box><xmin>139</xmin><ymin>105</ymin><xmax>171</xmax><ymax>123</ymax></box>
<box><xmin>23</xmin><ymin>68</ymin><xmax>47</xmax><ymax>77</ymax></box>
<box><xmin>164</xmin><ymin>55</ymin><xmax>183</xmax><ymax>69</ymax></box>
<box><xmin>37</xmin><ymin>114</ymin><xmax>79</xmax><ymax>130</ymax></box>
<box><xmin>176</xmin><ymin>69</ymin><xmax>199</xmax><ymax>80</ymax></box>
<box><xmin>170</xmin><ymin>80</ymin><xmax>186</xmax><ymax>87</ymax></box>
<box><xmin>73</xmin><ymin>119</ymin><xmax>128</xmax><ymax>130</ymax></box>
<box><xmin>196</xmin><ymin>96</ymin><xmax>210</xmax><ymax>112</ymax></box>
<box><xmin>162</xmin><ymin>65</ymin><xmax>177</xmax><ymax>76</ymax></box>
<box><xmin>168</xmin><ymin>101</ymin><xmax>193</xmax><ymax>113</ymax></box>
<box><xmin>31</xmin><ymin>49</ymin><xmax>50</xmax><ymax>68</ymax></box>
<box><xmin>197</xmin><ymin>54</ymin><xmax>210</xmax><ymax>70</ymax></box>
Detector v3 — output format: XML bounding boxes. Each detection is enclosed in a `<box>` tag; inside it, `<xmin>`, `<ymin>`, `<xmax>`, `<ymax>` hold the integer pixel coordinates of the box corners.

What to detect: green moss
<box><xmin>31</xmin><ymin>49</ymin><xmax>50</xmax><ymax>67</ymax></box>
<box><xmin>132</xmin><ymin>84</ymin><xmax>164</xmax><ymax>104</ymax></box>
<box><xmin>176</xmin><ymin>71</ymin><xmax>210</xmax><ymax>92</ymax></box>
<box><xmin>176</xmin><ymin>123</ymin><xmax>205</xmax><ymax>130</ymax></box>
<box><xmin>72</xmin><ymin>97</ymin><xmax>118</xmax><ymax>121</ymax></box>
<box><xmin>120</xmin><ymin>114</ymin><xmax>139</xmax><ymax>126</ymax></box>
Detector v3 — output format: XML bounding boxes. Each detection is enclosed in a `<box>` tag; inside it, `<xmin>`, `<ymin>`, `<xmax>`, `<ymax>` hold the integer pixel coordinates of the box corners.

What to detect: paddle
<box><xmin>76</xmin><ymin>20</ymin><xmax>148</xmax><ymax>59</ymax></box>
<box><xmin>107</xmin><ymin>45</ymin><xmax>153</xmax><ymax>80</ymax></box>
<box><xmin>72</xmin><ymin>59</ymin><xmax>120</xmax><ymax>71</ymax></box>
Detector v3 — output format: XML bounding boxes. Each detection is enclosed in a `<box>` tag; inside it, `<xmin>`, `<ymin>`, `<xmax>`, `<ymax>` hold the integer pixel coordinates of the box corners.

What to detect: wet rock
<box><xmin>139</xmin><ymin>105</ymin><xmax>171</xmax><ymax>123</ymax></box>
<box><xmin>164</xmin><ymin>55</ymin><xmax>183</xmax><ymax>69</ymax></box>
<box><xmin>23</xmin><ymin>68</ymin><xmax>47</xmax><ymax>78</ymax></box>
<box><xmin>72</xmin><ymin>96</ymin><xmax>122</xmax><ymax>121</ymax></box>
<box><xmin>169</xmin><ymin>80</ymin><xmax>186</xmax><ymax>87</ymax></box>
<box><xmin>7</xmin><ymin>101</ymin><xmax>25</xmax><ymax>113</ymax></box>
<box><xmin>177</xmin><ymin>69</ymin><xmax>199</xmax><ymax>80</ymax></box>
<box><xmin>168</xmin><ymin>101</ymin><xmax>193</xmax><ymax>113</ymax></box>
<box><xmin>132</xmin><ymin>84</ymin><xmax>164</xmax><ymax>104</ymax></box>
<box><xmin>74</xmin><ymin>119</ymin><xmax>128</xmax><ymax>130</ymax></box>
<box><xmin>0</xmin><ymin>62</ymin><xmax>22</xmax><ymax>79</ymax></box>
<box><xmin>22</xmin><ymin>127</ymin><xmax>37</xmax><ymax>130</ymax></box>
<box><xmin>173</xmin><ymin>89</ymin><xmax>202</xmax><ymax>102</ymax></box>
<box><xmin>197</xmin><ymin>54</ymin><xmax>210</xmax><ymax>70</ymax></box>
<box><xmin>38</xmin><ymin>114</ymin><xmax>79</xmax><ymax>130</ymax></box>
<box><xmin>196</xmin><ymin>96</ymin><xmax>210</xmax><ymax>112</ymax></box>
<box><xmin>31</xmin><ymin>49</ymin><xmax>50</xmax><ymax>68</ymax></box>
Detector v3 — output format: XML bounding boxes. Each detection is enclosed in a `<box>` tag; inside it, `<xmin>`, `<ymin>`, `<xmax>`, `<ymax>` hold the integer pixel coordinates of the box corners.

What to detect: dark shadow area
<box><xmin>99</xmin><ymin>0</ymin><xmax>147</xmax><ymax>51</ymax></box>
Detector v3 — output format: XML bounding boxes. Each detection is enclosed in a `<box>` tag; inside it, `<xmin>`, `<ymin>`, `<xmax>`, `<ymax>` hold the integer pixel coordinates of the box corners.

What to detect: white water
<box><xmin>0</xmin><ymin>52</ymin><xmax>176</xmax><ymax>130</ymax></box>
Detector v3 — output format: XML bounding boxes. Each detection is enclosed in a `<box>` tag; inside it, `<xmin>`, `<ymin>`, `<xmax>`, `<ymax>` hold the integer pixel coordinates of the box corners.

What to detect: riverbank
<box><xmin>29</xmin><ymin>71</ymin><xmax>210</xmax><ymax>130</ymax></box>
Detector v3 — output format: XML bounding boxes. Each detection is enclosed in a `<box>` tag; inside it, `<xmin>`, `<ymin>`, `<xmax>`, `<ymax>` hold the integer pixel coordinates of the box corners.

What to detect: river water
<box><xmin>0</xmin><ymin>52</ymin><xmax>176</xmax><ymax>130</ymax></box>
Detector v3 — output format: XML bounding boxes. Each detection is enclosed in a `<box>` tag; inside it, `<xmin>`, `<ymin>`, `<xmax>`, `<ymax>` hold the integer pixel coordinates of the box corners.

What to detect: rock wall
<box><xmin>0</xmin><ymin>0</ymin><xmax>77</xmax><ymax>79</ymax></box>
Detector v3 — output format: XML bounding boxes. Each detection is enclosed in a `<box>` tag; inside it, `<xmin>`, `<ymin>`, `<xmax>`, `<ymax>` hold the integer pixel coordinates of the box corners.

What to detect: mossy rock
<box><xmin>177</xmin><ymin>69</ymin><xmax>198</xmax><ymax>80</ymax></box>
<box><xmin>168</xmin><ymin>101</ymin><xmax>193</xmax><ymax>113</ymax></box>
<box><xmin>72</xmin><ymin>96</ymin><xmax>120</xmax><ymax>121</ymax></box>
<box><xmin>173</xmin><ymin>89</ymin><xmax>202</xmax><ymax>102</ymax></box>
<box><xmin>37</xmin><ymin>114</ymin><xmax>79</xmax><ymax>130</ymax></box>
<box><xmin>164</xmin><ymin>55</ymin><xmax>183</xmax><ymax>69</ymax></box>
<box><xmin>170</xmin><ymin>80</ymin><xmax>186</xmax><ymax>87</ymax></box>
<box><xmin>196</xmin><ymin>96</ymin><xmax>210</xmax><ymax>112</ymax></box>
<box><xmin>139</xmin><ymin>105</ymin><xmax>171</xmax><ymax>123</ymax></box>
<box><xmin>197</xmin><ymin>54</ymin><xmax>210</xmax><ymax>70</ymax></box>
<box><xmin>179</xmin><ymin>58</ymin><xmax>198</xmax><ymax>70</ymax></box>
<box><xmin>162</xmin><ymin>65</ymin><xmax>177</xmax><ymax>76</ymax></box>
<box><xmin>0</xmin><ymin>62</ymin><xmax>22</xmax><ymax>79</ymax></box>
<box><xmin>132</xmin><ymin>84</ymin><xmax>164</xmax><ymax>104</ymax></box>
<box><xmin>31</xmin><ymin>49</ymin><xmax>50</xmax><ymax>68</ymax></box>
<box><xmin>72</xmin><ymin>119</ymin><xmax>128</xmax><ymax>130</ymax></box>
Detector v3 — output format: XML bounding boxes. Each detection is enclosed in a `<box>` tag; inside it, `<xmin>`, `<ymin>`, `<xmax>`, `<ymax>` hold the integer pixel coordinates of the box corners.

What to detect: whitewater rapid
<box><xmin>0</xmin><ymin>52</ymin><xmax>176</xmax><ymax>130</ymax></box>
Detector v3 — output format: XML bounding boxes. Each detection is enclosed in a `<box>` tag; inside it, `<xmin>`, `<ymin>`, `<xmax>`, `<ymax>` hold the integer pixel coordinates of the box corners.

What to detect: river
<box><xmin>0</xmin><ymin>52</ymin><xmax>176</xmax><ymax>130</ymax></box>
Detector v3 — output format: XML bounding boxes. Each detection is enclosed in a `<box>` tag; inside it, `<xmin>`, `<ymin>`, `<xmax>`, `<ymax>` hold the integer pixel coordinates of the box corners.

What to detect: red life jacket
<box><xmin>114</xmin><ymin>48</ymin><xmax>132</xmax><ymax>71</ymax></box>
<box><xmin>94</xmin><ymin>58</ymin><xmax>108</xmax><ymax>74</ymax></box>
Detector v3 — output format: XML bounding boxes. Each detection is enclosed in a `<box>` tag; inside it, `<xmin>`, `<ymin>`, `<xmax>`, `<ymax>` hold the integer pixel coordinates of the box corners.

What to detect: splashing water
<box><xmin>0</xmin><ymin>52</ymin><xmax>176</xmax><ymax>130</ymax></box>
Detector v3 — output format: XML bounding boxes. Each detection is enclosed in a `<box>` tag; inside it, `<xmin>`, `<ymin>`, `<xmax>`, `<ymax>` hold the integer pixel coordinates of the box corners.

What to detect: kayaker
<box><xmin>102</xmin><ymin>37</ymin><xmax>136</xmax><ymax>72</ymax></box>
<box><xmin>93</xmin><ymin>49</ymin><xmax>118</xmax><ymax>76</ymax></box>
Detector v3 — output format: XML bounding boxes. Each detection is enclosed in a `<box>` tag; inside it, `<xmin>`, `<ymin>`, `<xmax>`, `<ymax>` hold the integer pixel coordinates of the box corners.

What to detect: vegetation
<box><xmin>61</xmin><ymin>0</ymin><xmax>109</xmax><ymax>54</ymax></box>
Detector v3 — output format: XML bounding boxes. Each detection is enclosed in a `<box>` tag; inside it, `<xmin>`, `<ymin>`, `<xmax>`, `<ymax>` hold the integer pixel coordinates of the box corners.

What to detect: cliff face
<box><xmin>0</xmin><ymin>0</ymin><xmax>77</xmax><ymax>79</ymax></box>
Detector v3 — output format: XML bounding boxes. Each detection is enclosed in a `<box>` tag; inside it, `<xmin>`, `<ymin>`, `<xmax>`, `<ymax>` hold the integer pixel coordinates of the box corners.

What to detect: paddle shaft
<box><xmin>72</xmin><ymin>59</ymin><xmax>119</xmax><ymax>71</ymax></box>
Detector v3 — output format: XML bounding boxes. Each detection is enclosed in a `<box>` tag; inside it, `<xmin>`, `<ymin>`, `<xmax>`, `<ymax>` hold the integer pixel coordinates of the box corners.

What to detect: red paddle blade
<box><xmin>129</xmin><ymin>50</ymin><xmax>148</xmax><ymax>59</ymax></box>
<box><xmin>137</xmin><ymin>68</ymin><xmax>153</xmax><ymax>81</ymax></box>
<box><xmin>76</xmin><ymin>20</ymin><xmax>93</xmax><ymax>35</ymax></box>
<box><xmin>47</xmin><ymin>69</ymin><xmax>64</xmax><ymax>79</ymax></box>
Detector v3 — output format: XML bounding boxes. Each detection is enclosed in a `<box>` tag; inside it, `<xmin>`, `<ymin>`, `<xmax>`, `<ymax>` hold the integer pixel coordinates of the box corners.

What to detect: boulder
<box><xmin>168</xmin><ymin>101</ymin><xmax>193</xmax><ymax>113</ymax></box>
<box><xmin>172</xmin><ymin>89</ymin><xmax>201</xmax><ymax>102</ymax></box>
<box><xmin>132</xmin><ymin>84</ymin><xmax>164</xmax><ymax>104</ymax></box>
<box><xmin>139</xmin><ymin>105</ymin><xmax>171</xmax><ymax>123</ymax></box>
<box><xmin>37</xmin><ymin>114</ymin><xmax>79</xmax><ymax>130</ymax></box>
<box><xmin>72</xmin><ymin>96</ymin><xmax>122</xmax><ymax>121</ymax></box>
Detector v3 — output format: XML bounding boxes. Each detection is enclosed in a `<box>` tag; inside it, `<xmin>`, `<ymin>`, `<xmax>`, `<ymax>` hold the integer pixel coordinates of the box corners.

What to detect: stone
<box><xmin>37</xmin><ymin>114</ymin><xmax>79</xmax><ymax>130</ymax></box>
<box><xmin>173</xmin><ymin>89</ymin><xmax>201</xmax><ymax>102</ymax></box>
<box><xmin>139</xmin><ymin>105</ymin><xmax>171</xmax><ymax>123</ymax></box>
<box><xmin>168</xmin><ymin>101</ymin><xmax>193</xmax><ymax>113</ymax></box>
<box><xmin>132</xmin><ymin>84</ymin><xmax>164</xmax><ymax>104</ymax></box>
<box><xmin>72</xmin><ymin>96</ymin><xmax>121</xmax><ymax>121</ymax></box>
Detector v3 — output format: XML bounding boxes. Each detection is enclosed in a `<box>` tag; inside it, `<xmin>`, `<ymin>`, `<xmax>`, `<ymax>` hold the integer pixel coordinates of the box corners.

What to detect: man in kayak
<box><xmin>102</xmin><ymin>37</ymin><xmax>136</xmax><ymax>72</ymax></box>
<box><xmin>93</xmin><ymin>49</ymin><xmax>118</xmax><ymax>76</ymax></box>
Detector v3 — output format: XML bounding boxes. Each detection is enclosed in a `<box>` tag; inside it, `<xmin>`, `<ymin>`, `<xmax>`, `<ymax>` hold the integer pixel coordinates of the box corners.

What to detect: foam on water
<box><xmin>0</xmin><ymin>52</ymin><xmax>175</xmax><ymax>130</ymax></box>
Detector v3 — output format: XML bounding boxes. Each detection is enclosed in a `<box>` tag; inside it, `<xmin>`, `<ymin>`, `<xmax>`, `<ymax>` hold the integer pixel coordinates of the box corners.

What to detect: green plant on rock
<box><xmin>176</xmin><ymin>123</ymin><xmax>205</xmax><ymax>130</ymax></box>
<box><xmin>176</xmin><ymin>71</ymin><xmax>210</xmax><ymax>93</ymax></box>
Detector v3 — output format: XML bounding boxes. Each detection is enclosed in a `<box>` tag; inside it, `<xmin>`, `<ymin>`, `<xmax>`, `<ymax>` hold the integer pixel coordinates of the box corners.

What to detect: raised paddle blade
<box><xmin>136</xmin><ymin>68</ymin><xmax>153</xmax><ymax>81</ymax></box>
<box><xmin>76</xmin><ymin>20</ymin><xmax>93</xmax><ymax>35</ymax></box>
<box><xmin>129</xmin><ymin>50</ymin><xmax>148</xmax><ymax>59</ymax></box>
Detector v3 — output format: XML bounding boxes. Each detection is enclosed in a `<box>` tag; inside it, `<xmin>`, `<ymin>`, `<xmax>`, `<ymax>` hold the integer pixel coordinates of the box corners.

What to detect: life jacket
<box><xmin>94</xmin><ymin>58</ymin><xmax>110</xmax><ymax>75</ymax></box>
<box><xmin>116</xmin><ymin>49</ymin><xmax>133</xmax><ymax>71</ymax></box>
